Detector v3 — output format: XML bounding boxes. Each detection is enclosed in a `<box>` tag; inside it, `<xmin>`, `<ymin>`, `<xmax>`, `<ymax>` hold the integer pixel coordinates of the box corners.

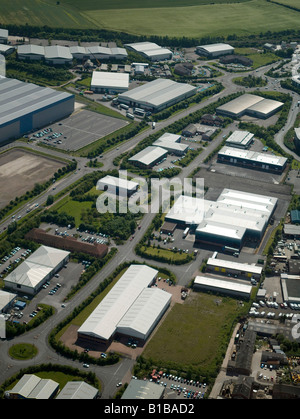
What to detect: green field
<box><xmin>142</xmin><ymin>291</ymin><xmax>248</xmax><ymax>372</ymax></box>
<box><xmin>0</xmin><ymin>0</ymin><xmax>299</xmax><ymax>38</ymax></box>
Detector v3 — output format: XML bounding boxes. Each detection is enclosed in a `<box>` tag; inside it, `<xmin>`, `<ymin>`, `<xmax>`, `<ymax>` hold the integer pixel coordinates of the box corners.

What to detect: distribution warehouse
<box><xmin>4</xmin><ymin>246</ymin><xmax>70</xmax><ymax>295</ymax></box>
<box><xmin>90</xmin><ymin>71</ymin><xmax>129</xmax><ymax>93</ymax></box>
<box><xmin>125</xmin><ymin>42</ymin><xmax>172</xmax><ymax>61</ymax></box>
<box><xmin>77</xmin><ymin>264</ymin><xmax>171</xmax><ymax>346</ymax></box>
<box><xmin>216</xmin><ymin>94</ymin><xmax>283</xmax><ymax>119</ymax></box>
<box><xmin>196</xmin><ymin>43</ymin><xmax>234</xmax><ymax>57</ymax></box>
<box><xmin>217</xmin><ymin>146</ymin><xmax>288</xmax><ymax>173</ymax></box>
<box><xmin>165</xmin><ymin>188</ymin><xmax>277</xmax><ymax>250</ymax></box>
<box><xmin>0</xmin><ymin>77</ymin><xmax>74</xmax><ymax>145</ymax></box>
<box><xmin>118</xmin><ymin>78</ymin><xmax>197</xmax><ymax>112</ymax></box>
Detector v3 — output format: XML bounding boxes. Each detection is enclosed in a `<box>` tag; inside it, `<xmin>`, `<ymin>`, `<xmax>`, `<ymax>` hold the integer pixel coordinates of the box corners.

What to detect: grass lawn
<box><xmin>51</xmin><ymin>196</ymin><xmax>93</xmax><ymax>227</ymax></box>
<box><xmin>235</xmin><ymin>48</ymin><xmax>280</xmax><ymax>69</ymax></box>
<box><xmin>0</xmin><ymin>0</ymin><xmax>299</xmax><ymax>38</ymax></box>
<box><xmin>141</xmin><ymin>245</ymin><xmax>192</xmax><ymax>263</ymax></box>
<box><xmin>143</xmin><ymin>291</ymin><xmax>248</xmax><ymax>371</ymax></box>
<box><xmin>8</xmin><ymin>343</ymin><xmax>38</xmax><ymax>360</ymax></box>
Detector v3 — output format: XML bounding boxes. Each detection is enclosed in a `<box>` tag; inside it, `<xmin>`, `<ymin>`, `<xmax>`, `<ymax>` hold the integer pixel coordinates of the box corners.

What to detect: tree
<box><xmin>46</xmin><ymin>195</ymin><xmax>54</xmax><ymax>206</ymax></box>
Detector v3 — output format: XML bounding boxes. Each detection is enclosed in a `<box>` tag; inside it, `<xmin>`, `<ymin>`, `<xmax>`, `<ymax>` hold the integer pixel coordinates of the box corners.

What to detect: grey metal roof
<box><xmin>17</xmin><ymin>44</ymin><xmax>45</xmax><ymax>56</ymax></box>
<box><xmin>44</xmin><ymin>45</ymin><xmax>73</xmax><ymax>60</ymax></box>
<box><xmin>119</xmin><ymin>78</ymin><xmax>197</xmax><ymax>108</ymax></box>
<box><xmin>0</xmin><ymin>78</ymin><xmax>74</xmax><ymax>126</ymax></box>
<box><xmin>56</xmin><ymin>381</ymin><xmax>98</xmax><ymax>399</ymax></box>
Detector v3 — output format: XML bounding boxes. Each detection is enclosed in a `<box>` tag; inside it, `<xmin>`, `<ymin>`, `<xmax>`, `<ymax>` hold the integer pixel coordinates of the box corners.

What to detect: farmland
<box><xmin>0</xmin><ymin>0</ymin><xmax>299</xmax><ymax>38</ymax></box>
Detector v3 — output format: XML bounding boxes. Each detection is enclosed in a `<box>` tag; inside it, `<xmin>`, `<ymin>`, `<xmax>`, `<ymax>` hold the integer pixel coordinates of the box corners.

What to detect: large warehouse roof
<box><xmin>125</xmin><ymin>42</ymin><xmax>172</xmax><ymax>60</ymax></box>
<box><xmin>196</xmin><ymin>43</ymin><xmax>234</xmax><ymax>56</ymax></box>
<box><xmin>56</xmin><ymin>381</ymin><xmax>99</xmax><ymax>399</ymax></box>
<box><xmin>118</xmin><ymin>78</ymin><xmax>197</xmax><ymax>111</ymax></box>
<box><xmin>91</xmin><ymin>71</ymin><xmax>129</xmax><ymax>92</ymax></box>
<box><xmin>116</xmin><ymin>287</ymin><xmax>171</xmax><ymax>340</ymax></box>
<box><xmin>129</xmin><ymin>146</ymin><xmax>168</xmax><ymax>167</ymax></box>
<box><xmin>78</xmin><ymin>264</ymin><xmax>159</xmax><ymax>341</ymax></box>
<box><xmin>28</xmin><ymin>245</ymin><xmax>70</xmax><ymax>269</ymax></box>
<box><xmin>216</xmin><ymin>94</ymin><xmax>283</xmax><ymax>118</ymax></box>
<box><xmin>5</xmin><ymin>261</ymin><xmax>53</xmax><ymax>289</ymax></box>
<box><xmin>44</xmin><ymin>45</ymin><xmax>73</xmax><ymax>60</ymax></box>
<box><xmin>0</xmin><ymin>77</ymin><xmax>74</xmax><ymax>126</ymax></box>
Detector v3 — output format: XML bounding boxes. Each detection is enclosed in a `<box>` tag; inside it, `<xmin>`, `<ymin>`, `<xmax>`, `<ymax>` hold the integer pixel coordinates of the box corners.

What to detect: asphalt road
<box><xmin>1</xmin><ymin>60</ymin><xmax>300</xmax><ymax>398</ymax></box>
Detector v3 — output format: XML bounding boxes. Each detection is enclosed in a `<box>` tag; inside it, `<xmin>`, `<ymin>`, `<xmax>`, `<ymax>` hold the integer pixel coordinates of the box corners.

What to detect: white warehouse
<box><xmin>118</xmin><ymin>78</ymin><xmax>197</xmax><ymax>112</ymax></box>
<box><xmin>91</xmin><ymin>71</ymin><xmax>129</xmax><ymax>93</ymax></box>
<box><xmin>96</xmin><ymin>175</ymin><xmax>139</xmax><ymax>197</ymax></box>
<box><xmin>4</xmin><ymin>246</ymin><xmax>70</xmax><ymax>295</ymax></box>
<box><xmin>77</xmin><ymin>264</ymin><xmax>171</xmax><ymax>346</ymax></box>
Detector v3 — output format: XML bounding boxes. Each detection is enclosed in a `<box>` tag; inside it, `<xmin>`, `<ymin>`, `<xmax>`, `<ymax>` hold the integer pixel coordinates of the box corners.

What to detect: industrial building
<box><xmin>96</xmin><ymin>175</ymin><xmax>139</xmax><ymax>197</ymax></box>
<box><xmin>217</xmin><ymin>146</ymin><xmax>288</xmax><ymax>173</ymax></box>
<box><xmin>0</xmin><ymin>290</ymin><xmax>16</xmax><ymax>313</ymax></box>
<box><xmin>0</xmin><ymin>28</ymin><xmax>8</xmax><ymax>44</ymax></box>
<box><xmin>77</xmin><ymin>264</ymin><xmax>171</xmax><ymax>346</ymax></box>
<box><xmin>196</xmin><ymin>43</ymin><xmax>234</xmax><ymax>58</ymax></box>
<box><xmin>44</xmin><ymin>46</ymin><xmax>73</xmax><ymax>65</ymax></box>
<box><xmin>281</xmin><ymin>274</ymin><xmax>300</xmax><ymax>305</ymax></box>
<box><xmin>225</xmin><ymin>130</ymin><xmax>254</xmax><ymax>149</ymax></box>
<box><xmin>216</xmin><ymin>94</ymin><xmax>283</xmax><ymax>119</ymax></box>
<box><xmin>118</xmin><ymin>78</ymin><xmax>197</xmax><ymax>112</ymax></box>
<box><xmin>0</xmin><ymin>77</ymin><xmax>74</xmax><ymax>145</ymax></box>
<box><xmin>193</xmin><ymin>275</ymin><xmax>252</xmax><ymax>299</ymax></box>
<box><xmin>6</xmin><ymin>374</ymin><xmax>59</xmax><ymax>399</ymax></box>
<box><xmin>206</xmin><ymin>258</ymin><xmax>263</xmax><ymax>280</ymax></box>
<box><xmin>4</xmin><ymin>245</ymin><xmax>70</xmax><ymax>295</ymax></box>
<box><xmin>56</xmin><ymin>381</ymin><xmax>99</xmax><ymax>399</ymax></box>
<box><xmin>122</xmin><ymin>379</ymin><xmax>165</xmax><ymax>399</ymax></box>
<box><xmin>17</xmin><ymin>45</ymin><xmax>45</xmax><ymax>61</ymax></box>
<box><xmin>90</xmin><ymin>71</ymin><xmax>129</xmax><ymax>93</ymax></box>
<box><xmin>25</xmin><ymin>228</ymin><xmax>108</xmax><ymax>259</ymax></box>
<box><xmin>0</xmin><ymin>44</ymin><xmax>14</xmax><ymax>56</ymax></box>
<box><xmin>129</xmin><ymin>146</ymin><xmax>168</xmax><ymax>169</ymax></box>
<box><xmin>165</xmin><ymin>188</ymin><xmax>277</xmax><ymax>250</ymax></box>
<box><xmin>153</xmin><ymin>132</ymin><xmax>189</xmax><ymax>156</ymax></box>
<box><xmin>125</xmin><ymin>42</ymin><xmax>172</xmax><ymax>61</ymax></box>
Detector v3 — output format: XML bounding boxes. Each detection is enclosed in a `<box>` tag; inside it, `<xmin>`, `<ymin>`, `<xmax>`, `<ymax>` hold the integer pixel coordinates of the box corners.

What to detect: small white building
<box><xmin>196</xmin><ymin>43</ymin><xmax>234</xmax><ymax>57</ymax></box>
<box><xmin>96</xmin><ymin>175</ymin><xmax>139</xmax><ymax>197</ymax></box>
<box><xmin>153</xmin><ymin>132</ymin><xmax>189</xmax><ymax>156</ymax></box>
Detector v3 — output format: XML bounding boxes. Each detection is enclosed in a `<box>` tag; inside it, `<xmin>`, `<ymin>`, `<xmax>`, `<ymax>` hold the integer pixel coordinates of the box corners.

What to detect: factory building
<box><xmin>6</xmin><ymin>374</ymin><xmax>59</xmax><ymax>400</ymax></box>
<box><xmin>90</xmin><ymin>71</ymin><xmax>129</xmax><ymax>93</ymax></box>
<box><xmin>0</xmin><ymin>44</ymin><xmax>14</xmax><ymax>56</ymax></box>
<box><xmin>0</xmin><ymin>28</ymin><xmax>8</xmax><ymax>44</ymax></box>
<box><xmin>56</xmin><ymin>381</ymin><xmax>99</xmax><ymax>399</ymax></box>
<box><xmin>17</xmin><ymin>45</ymin><xmax>45</xmax><ymax>61</ymax></box>
<box><xmin>153</xmin><ymin>132</ymin><xmax>189</xmax><ymax>156</ymax></box>
<box><xmin>4</xmin><ymin>246</ymin><xmax>70</xmax><ymax>295</ymax></box>
<box><xmin>0</xmin><ymin>77</ymin><xmax>74</xmax><ymax>145</ymax></box>
<box><xmin>96</xmin><ymin>175</ymin><xmax>139</xmax><ymax>197</ymax></box>
<box><xmin>217</xmin><ymin>146</ymin><xmax>288</xmax><ymax>173</ymax></box>
<box><xmin>193</xmin><ymin>276</ymin><xmax>252</xmax><ymax>300</ymax></box>
<box><xmin>196</xmin><ymin>43</ymin><xmax>234</xmax><ymax>58</ymax></box>
<box><xmin>225</xmin><ymin>130</ymin><xmax>254</xmax><ymax>149</ymax></box>
<box><xmin>0</xmin><ymin>290</ymin><xmax>17</xmax><ymax>313</ymax></box>
<box><xmin>122</xmin><ymin>380</ymin><xmax>165</xmax><ymax>399</ymax></box>
<box><xmin>216</xmin><ymin>94</ymin><xmax>283</xmax><ymax>119</ymax></box>
<box><xmin>281</xmin><ymin>274</ymin><xmax>300</xmax><ymax>305</ymax></box>
<box><xmin>125</xmin><ymin>42</ymin><xmax>172</xmax><ymax>61</ymax></box>
<box><xmin>78</xmin><ymin>264</ymin><xmax>170</xmax><ymax>347</ymax></box>
<box><xmin>165</xmin><ymin>188</ymin><xmax>277</xmax><ymax>251</ymax></box>
<box><xmin>206</xmin><ymin>258</ymin><xmax>263</xmax><ymax>280</ymax></box>
<box><xmin>118</xmin><ymin>78</ymin><xmax>197</xmax><ymax>112</ymax></box>
<box><xmin>44</xmin><ymin>46</ymin><xmax>73</xmax><ymax>65</ymax></box>
<box><xmin>129</xmin><ymin>146</ymin><xmax>168</xmax><ymax>169</ymax></box>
